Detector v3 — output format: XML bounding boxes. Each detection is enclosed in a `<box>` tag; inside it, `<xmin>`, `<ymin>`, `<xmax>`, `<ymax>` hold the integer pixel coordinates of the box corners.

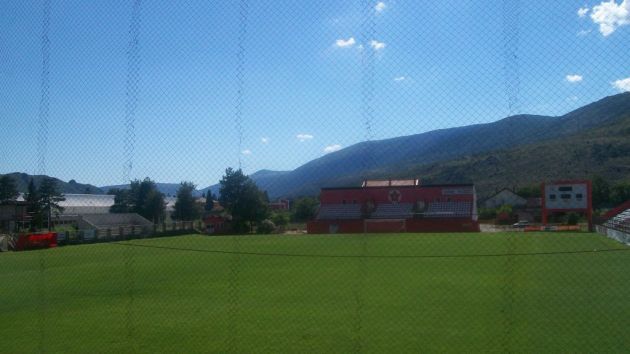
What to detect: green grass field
<box><xmin>2</xmin><ymin>232</ymin><xmax>630</xmax><ymax>353</ymax></box>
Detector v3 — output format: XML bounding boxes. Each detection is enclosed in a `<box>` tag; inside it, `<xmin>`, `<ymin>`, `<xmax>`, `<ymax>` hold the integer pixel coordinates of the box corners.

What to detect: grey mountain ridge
<box><xmin>4</xmin><ymin>93</ymin><xmax>629</xmax><ymax>200</ymax></box>
<box><xmin>205</xmin><ymin>92</ymin><xmax>630</xmax><ymax>198</ymax></box>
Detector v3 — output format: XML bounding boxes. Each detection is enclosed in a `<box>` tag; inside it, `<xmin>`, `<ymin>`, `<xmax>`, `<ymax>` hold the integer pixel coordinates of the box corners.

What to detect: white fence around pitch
<box><xmin>55</xmin><ymin>221</ymin><xmax>200</xmax><ymax>245</ymax></box>
<box><xmin>596</xmin><ymin>225</ymin><xmax>630</xmax><ymax>246</ymax></box>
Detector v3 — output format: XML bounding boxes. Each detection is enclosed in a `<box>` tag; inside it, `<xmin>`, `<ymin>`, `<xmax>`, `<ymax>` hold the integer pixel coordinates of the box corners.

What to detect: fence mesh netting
<box><xmin>1</xmin><ymin>1</ymin><xmax>630</xmax><ymax>353</ymax></box>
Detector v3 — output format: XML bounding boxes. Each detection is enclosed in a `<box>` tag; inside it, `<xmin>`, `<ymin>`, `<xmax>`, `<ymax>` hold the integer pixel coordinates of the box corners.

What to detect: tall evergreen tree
<box><xmin>38</xmin><ymin>177</ymin><xmax>66</xmax><ymax>230</ymax></box>
<box><xmin>25</xmin><ymin>179</ymin><xmax>43</xmax><ymax>229</ymax></box>
<box><xmin>219</xmin><ymin>168</ymin><xmax>269</xmax><ymax>233</ymax></box>
<box><xmin>108</xmin><ymin>179</ymin><xmax>165</xmax><ymax>223</ymax></box>
<box><xmin>591</xmin><ymin>175</ymin><xmax>611</xmax><ymax>209</ymax></box>
<box><xmin>173</xmin><ymin>181</ymin><xmax>201</xmax><ymax>221</ymax></box>
<box><xmin>109</xmin><ymin>188</ymin><xmax>131</xmax><ymax>213</ymax></box>
<box><xmin>0</xmin><ymin>175</ymin><xmax>19</xmax><ymax>202</ymax></box>
<box><xmin>611</xmin><ymin>182</ymin><xmax>630</xmax><ymax>206</ymax></box>
<box><xmin>131</xmin><ymin>178</ymin><xmax>165</xmax><ymax>223</ymax></box>
<box><xmin>143</xmin><ymin>189</ymin><xmax>166</xmax><ymax>224</ymax></box>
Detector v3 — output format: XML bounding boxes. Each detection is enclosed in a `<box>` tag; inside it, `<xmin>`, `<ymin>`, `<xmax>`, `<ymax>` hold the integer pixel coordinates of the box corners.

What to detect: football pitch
<box><xmin>2</xmin><ymin>232</ymin><xmax>630</xmax><ymax>353</ymax></box>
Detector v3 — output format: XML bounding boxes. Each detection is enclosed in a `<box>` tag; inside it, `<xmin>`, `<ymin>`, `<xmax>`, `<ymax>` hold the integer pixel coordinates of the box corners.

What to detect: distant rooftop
<box><xmin>59</xmin><ymin>194</ymin><xmax>115</xmax><ymax>208</ymax></box>
<box><xmin>362</xmin><ymin>179</ymin><xmax>420</xmax><ymax>188</ymax></box>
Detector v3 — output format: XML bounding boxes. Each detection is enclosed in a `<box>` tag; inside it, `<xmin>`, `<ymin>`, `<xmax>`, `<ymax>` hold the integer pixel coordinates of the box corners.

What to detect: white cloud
<box><xmin>323</xmin><ymin>144</ymin><xmax>343</xmax><ymax>153</ymax></box>
<box><xmin>566</xmin><ymin>74</ymin><xmax>584</xmax><ymax>83</ymax></box>
<box><xmin>394</xmin><ymin>76</ymin><xmax>406</xmax><ymax>82</ymax></box>
<box><xmin>612</xmin><ymin>77</ymin><xmax>630</xmax><ymax>91</ymax></box>
<box><xmin>369</xmin><ymin>40</ymin><xmax>386</xmax><ymax>50</ymax></box>
<box><xmin>296</xmin><ymin>134</ymin><xmax>314</xmax><ymax>142</ymax></box>
<box><xmin>335</xmin><ymin>37</ymin><xmax>356</xmax><ymax>48</ymax></box>
<box><xmin>577</xmin><ymin>29</ymin><xmax>592</xmax><ymax>36</ymax></box>
<box><xmin>567</xmin><ymin>95</ymin><xmax>579</xmax><ymax>102</ymax></box>
<box><xmin>578</xmin><ymin>7</ymin><xmax>590</xmax><ymax>18</ymax></box>
<box><xmin>590</xmin><ymin>0</ymin><xmax>630</xmax><ymax>36</ymax></box>
<box><xmin>375</xmin><ymin>2</ymin><xmax>386</xmax><ymax>13</ymax></box>
<box><xmin>241</xmin><ymin>149</ymin><xmax>252</xmax><ymax>155</ymax></box>
<box><xmin>261</xmin><ymin>137</ymin><xmax>269</xmax><ymax>144</ymax></box>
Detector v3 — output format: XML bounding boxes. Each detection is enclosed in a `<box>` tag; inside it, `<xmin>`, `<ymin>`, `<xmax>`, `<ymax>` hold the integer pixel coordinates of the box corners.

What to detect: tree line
<box><xmin>0</xmin><ymin>175</ymin><xmax>65</xmax><ymax>230</ymax></box>
<box><xmin>2</xmin><ymin>170</ymin><xmax>320</xmax><ymax>234</ymax></box>
<box><xmin>108</xmin><ymin>178</ymin><xmax>168</xmax><ymax>223</ymax></box>
<box><xmin>107</xmin><ymin>168</ymin><xmax>319</xmax><ymax>233</ymax></box>
<box><xmin>591</xmin><ymin>176</ymin><xmax>630</xmax><ymax>210</ymax></box>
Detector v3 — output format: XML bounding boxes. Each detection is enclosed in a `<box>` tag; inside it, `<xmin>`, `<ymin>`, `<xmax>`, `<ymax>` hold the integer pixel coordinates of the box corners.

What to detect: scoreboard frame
<box><xmin>541</xmin><ymin>180</ymin><xmax>592</xmax><ymax>231</ymax></box>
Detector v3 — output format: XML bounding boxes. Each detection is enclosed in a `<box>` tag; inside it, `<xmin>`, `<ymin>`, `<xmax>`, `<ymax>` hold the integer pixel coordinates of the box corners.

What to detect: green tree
<box><xmin>591</xmin><ymin>175</ymin><xmax>611</xmax><ymax>209</ymax></box>
<box><xmin>516</xmin><ymin>184</ymin><xmax>541</xmax><ymax>199</ymax></box>
<box><xmin>271</xmin><ymin>211</ymin><xmax>290</xmax><ymax>227</ymax></box>
<box><xmin>108</xmin><ymin>178</ymin><xmax>165</xmax><ymax>223</ymax></box>
<box><xmin>0</xmin><ymin>175</ymin><xmax>19</xmax><ymax>202</ymax></box>
<box><xmin>256</xmin><ymin>219</ymin><xmax>275</xmax><ymax>234</ymax></box>
<box><xmin>566</xmin><ymin>212</ymin><xmax>580</xmax><ymax>225</ymax></box>
<box><xmin>292</xmin><ymin>197</ymin><xmax>318</xmax><ymax>222</ymax></box>
<box><xmin>219</xmin><ymin>168</ymin><xmax>269</xmax><ymax>233</ymax></box>
<box><xmin>172</xmin><ymin>181</ymin><xmax>202</xmax><ymax>221</ymax></box>
<box><xmin>478</xmin><ymin>208</ymin><xmax>497</xmax><ymax>220</ymax></box>
<box><xmin>204</xmin><ymin>191</ymin><xmax>216</xmax><ymax>211</ymax></box>
<box><xmin>143</xmin><ymin>189</ymin><xmax>166</xmax><ymax>224</ymax></box>
<box><xmin>497</xmin><ymin>204</ymin><xmax>513</xmax><ymax>215</ymax></box>
<box><xmin>130</xmin><ymin>178</ymin><xmax>165</xmax><ymax>223</ymax></box>
<box><xmin>610</xmin><ymin>182</ymin><xmax>630</xmax><ymax>206</ymax></box>
<box><xmin>109</xmin><ymin>188</ymin><xmax>131</xmax><ymax>213</ymax></box>
<box><xmin>25</xmin><ymin>179</ymin><xmax>43</xmax><ymax>230</ymax></box>
<box><xmin>38</xmin><ymin>177</ymin><xmax>66</xmax><ymax>230</ymax></box>
<box><xmin>496</xmin><ymin>204</ymin><xmax>514</xmax><ymax>225</ymax></box>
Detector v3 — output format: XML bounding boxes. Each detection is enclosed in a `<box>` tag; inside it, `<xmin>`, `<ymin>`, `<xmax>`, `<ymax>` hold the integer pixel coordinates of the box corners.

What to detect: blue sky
<box><xmin>1</xmin><ymin>0</ymin><xmax>629</xmax><ymax>188</ymax></box>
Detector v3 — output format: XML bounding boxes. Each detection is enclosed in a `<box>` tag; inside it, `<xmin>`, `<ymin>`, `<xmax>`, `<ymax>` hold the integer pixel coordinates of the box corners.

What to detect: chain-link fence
<box><xmin>2</xmin><ymin>1</ymin><xmax>630</xmax><ymax>352</ymax></box>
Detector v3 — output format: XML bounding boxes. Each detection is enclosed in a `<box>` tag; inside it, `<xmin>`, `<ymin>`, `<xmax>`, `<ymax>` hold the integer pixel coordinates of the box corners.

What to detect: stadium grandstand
<box><xmin>605</xmin><ymin>210</ymin><xmax>630</xmax><ymax>233</ymax></box>
<box><xmin>596</xmin><ymin>200</ymin><xmax>630</xmax><ymax>245</ymax></box>
<box><xmin>307</xmin><ymin>179</ymin><xmax>479</xmax><ymax>234</ymax></box>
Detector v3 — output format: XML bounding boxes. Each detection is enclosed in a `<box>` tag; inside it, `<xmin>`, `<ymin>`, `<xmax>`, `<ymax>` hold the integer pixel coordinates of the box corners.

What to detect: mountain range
<box><xmin>100</xmin><ymin>183</ymin><xmax>191</xmax><ymax>197</ymax></box>
<box><xmin>4</xmin><ymin>93</ymin><xmax>630</xmax><ymax>200</ymax></box>
<box><xmin>1</xmin><ymin>173</ymin><xmax>104</xmax><ymax>195</ymax></box>
<box><xmin>213</xmin><ymin>92</ymin><xmax>630</xmax><ymax>199</ymax></box>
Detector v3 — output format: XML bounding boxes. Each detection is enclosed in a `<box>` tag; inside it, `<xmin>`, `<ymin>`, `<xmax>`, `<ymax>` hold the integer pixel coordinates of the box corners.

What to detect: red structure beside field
<box><xmin>307</xmin><ymin>179</ymin><xmax>479</xmax><ymax>234</ymax></box>
<box><xmin>15</xmin><ymin>232</ymin><xmax>58</xmax><ymax>251</ymax></box>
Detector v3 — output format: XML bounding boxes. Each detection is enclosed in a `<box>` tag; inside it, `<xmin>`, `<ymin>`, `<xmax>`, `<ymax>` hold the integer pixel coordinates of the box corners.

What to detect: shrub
<box><xmin>566</xmin><ymin>212</ymin><xmax>580</xmax><ymax>226</ymax></box>
<box><xmin>271</xmin><ymin>212</ymin><xmax>290</xmax><ymax>227</ymax></box>
<box><xmin>257</xmin><ymin>219</ymin><xmax>276</xmax><ymax>234</ymax></box>
<box><xmin>478</xmin><ymin>208</ymin><xmax>497</xmax><ymax>220</ymax></box>
<box><xmin>497</xmin><ymin>204</ymin><xmax>513</xmax><ymax>215</ymax></box>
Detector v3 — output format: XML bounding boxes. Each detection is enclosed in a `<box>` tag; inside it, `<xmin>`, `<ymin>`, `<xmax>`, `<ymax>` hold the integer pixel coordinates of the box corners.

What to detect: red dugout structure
<box><xmin>307</xmin><ymin>179</ymin><xmax>479</xmax><ymax>234</ymax></box>
<box><xmin>15</xmin><ymin>232</ymin><xmax>58</xmax><ymax>251</ymax></box>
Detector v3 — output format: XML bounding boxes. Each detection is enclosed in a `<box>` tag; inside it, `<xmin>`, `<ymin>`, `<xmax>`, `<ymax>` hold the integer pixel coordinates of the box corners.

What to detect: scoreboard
<box><xmin>544</xmin><ymin>183</ymin><xmax>589</xmax><ymax>210</ymax></box>
<box><xmin>542</xmin><ymin>180</ymin><xmax>592</xmax><ymax>230</ymax></box>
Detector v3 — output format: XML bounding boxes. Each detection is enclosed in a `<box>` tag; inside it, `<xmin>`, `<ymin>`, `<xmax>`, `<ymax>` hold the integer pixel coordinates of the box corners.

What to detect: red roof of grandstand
<box><xmin>322</xmin><ymin>183</ymin><xmax>474</xmax><ymax>191</ymax></box>
<box><xmin>603</xmin><ymin>200</ymin><xmax>630</xmax><ymax>220</ymax></box>
<box><xmin>362</xmin><ymin>179</ymin><xmax>419</xmax><ymax>187</ymax></box>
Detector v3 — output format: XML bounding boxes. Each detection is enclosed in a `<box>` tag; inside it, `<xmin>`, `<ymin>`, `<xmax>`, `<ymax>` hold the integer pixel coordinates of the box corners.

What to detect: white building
<box><xmin>483</xmin><ymin>189</ymin><xmax>527</xmax><ymax>209</ymax></box>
